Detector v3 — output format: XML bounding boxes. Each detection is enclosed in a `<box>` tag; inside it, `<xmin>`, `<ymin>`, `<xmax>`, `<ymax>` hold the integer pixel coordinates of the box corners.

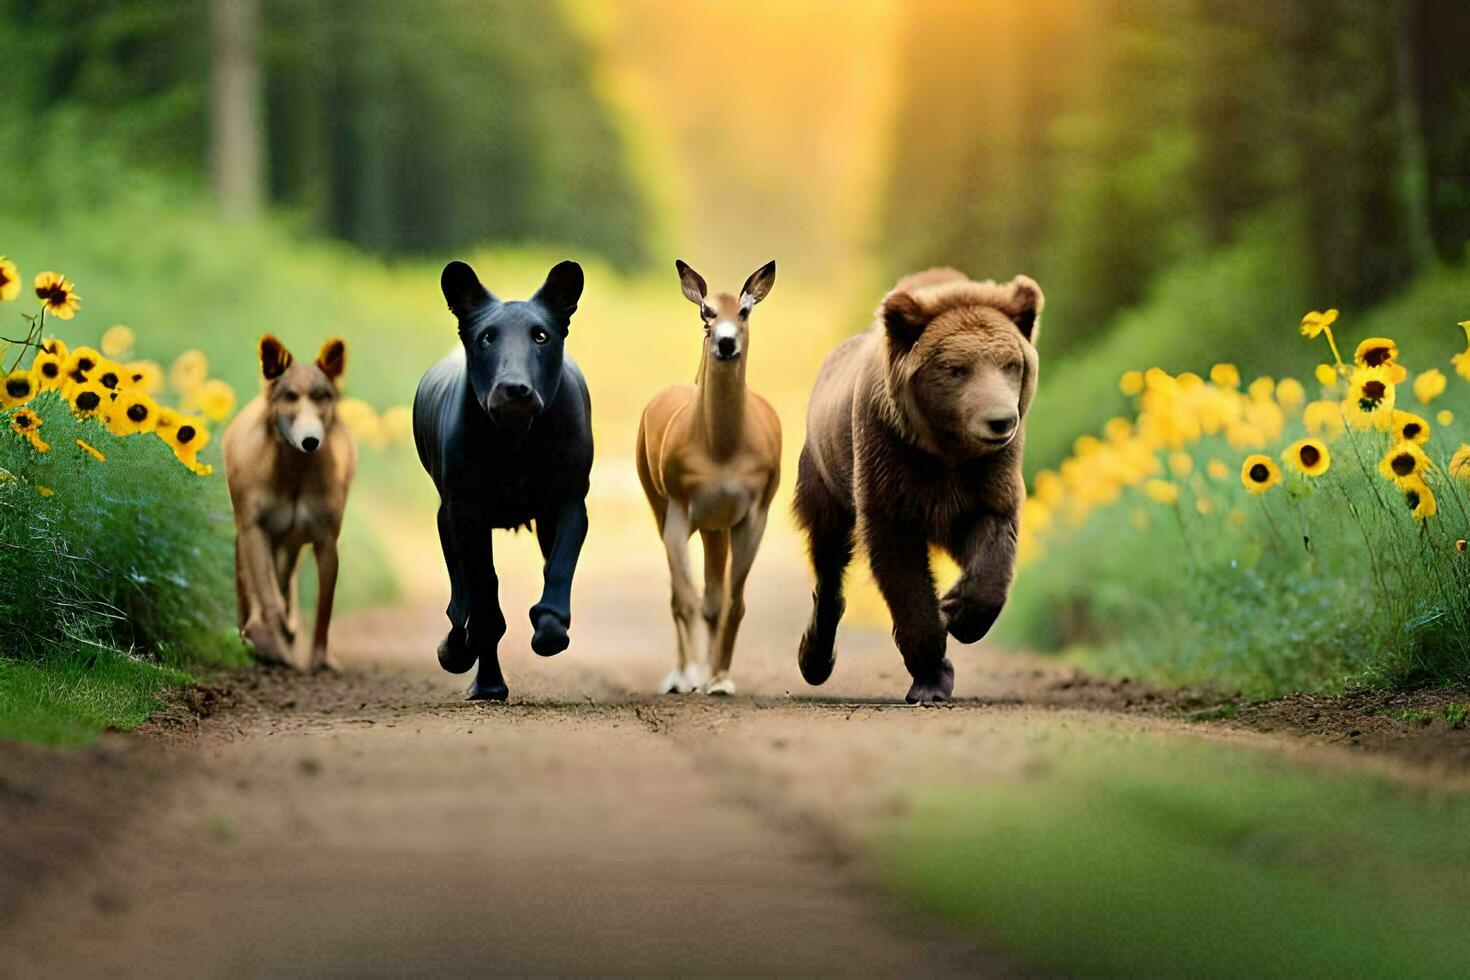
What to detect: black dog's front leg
<box><xmin>441</xmin><ymin>499</ymin><xmax>508</xmax><ymax>701</ymax></box>
<box><xmin>530</xmin><ymin>498</ymin><xmax>588</xmax><ymax>657</ymax></box>
<box><xmin>940</xmin><ymin>510</ymin><xmax>1019</xmax><ymax>644</ymax></box>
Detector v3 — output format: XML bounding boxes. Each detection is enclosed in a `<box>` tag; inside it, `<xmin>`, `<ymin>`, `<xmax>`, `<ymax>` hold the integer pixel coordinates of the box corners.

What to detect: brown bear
<box><xmin>793</xmin><ymin>267</ymin><xmax>1042</xmax><ymax>703</ymax></box>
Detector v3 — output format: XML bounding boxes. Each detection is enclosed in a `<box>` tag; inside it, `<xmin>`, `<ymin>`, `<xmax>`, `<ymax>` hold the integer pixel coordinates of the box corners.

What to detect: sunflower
<box><xmin>1449</xmin><ymin>445</ymin><xmax>1470</xmax><ymax>482</ymax></box>
<box><xmin>1386</xmin><ymin>410</ymin><xmax>1430</xmax><ymax>445</ymax></box>
<box><xmin>1144</xmin><ymin>480</ymin><xmax>1180</xmax><ymax>505</ymax></box>
<box><xmin>1314</xmin><ymin>363</ymin><xmax>1338</xmax><ymax>387</ymax></box>
<box><xmin>1241</xmin><ymin>454</ymin><xmax>1281</xmax><ymax>494</ymax></box>
<box><xmin>1414</xmin><ymin>368</ymin><xmax>1447</xmax><ymax>404</ymax></box>
<box><xmin>169</xmin><ymin>350</ymin><xmax>208</xmax><ymax>394</ymax></box>
<box><xmin>1209</xmin><ymin>363</ymin><xmax>1240</xmax><ymax>389</ymax></box>
<box><xmin>1402</xmin><ymin>478</ymin><xmax>1437</xmax><ymax>521</ymax></box>
<box><xmin>41</xmin><ymin>337</ymin><xmax>68</xmax><ymax>360</ymax></box>
<box><xmin>1119</xmin><ymin>370</ymin><xmax>1144</xmax><ymax>396</ymax></box>
<box><xmin>66</xmin><ymin>380</ymin><xmax>110</xmax><ymax>421</ymax></box>
<box><xmin>1275</xmin><ymin>377</ymin><xmax>1306</xmax><ymax>410</ymax></box>
<box><xmin>0</xmin><ymin>256</ymin><xmax>19</xmax><ymax>301</ymax></box>
<box><xmin>9</xmin><ymin>408</ymin><xmax>49</xmax><ymax>453</ymax></box>
<box><xmin>1342</xmin><ymin>365</ymin><xmax>1395</xmax><ymax>430</ymax></box>
<box><xmin>106</xmin><ymin>390</ymin><xmax>159</xmax><ymax>436</ymax></box>
<box><xmin>100</xmin><ymin>325</ymin><xmax>134</xmax><ymax>358</ymax></box>
<box><xmin>1282</xmin><ymin>438</ymin><xmax>1331</xmax><ymax>477</ymax></box>
<box><xmin>157</xmin><ymin>409</ymin><xmax>211</xmax><ymax>470</ymax></box>
<box><xmin>1378</xmin><ymin>441</ymin><xmax>1432</xmax><ymax>488</ymax></box>
<box><xmin>1300</xmin><ymin>309</ymin><xmax>1339</xmax><ymax>339</ymax></box>
<box><xmin>31</xmin><ymin>350</ymin><xmax>64</xmax><ymax>390</ymax></box>
<box><xmin>183</xmin><ymin>378</ymin><xmax>236</xmax><ymax>422</ymax></box>
<box><xmin>1302</xmin><ymin>399</ymin><xmax>1346</xmax><ymax>440</ymax></box>
<box><xmin>76</xmin><ymin>439</ymin><xmax>105</xmax><ymax>462</ymax></box>
<box><xmin>1354</xmin><ymin>337</ymin><xmax>1399</xmax><ymax>369</ymax></box>
<box><xmin>63</xmin><ymin>346</ymin><xmax>102</xmax><ymax>384</ymax></box>
<box><xmin>34</xmin><ymin>271</ymin><xmax>80</xmax><ymax>320</ymax></box>
<box><xmin>0</xmin><ymin>369</ymin><xmax>36</xmax><ymax>408</ymax></box>
<box><xmin>1438</xmin><ymin>410</ymin><xmax>1454</xmax><ymax>426</ymax></box>
<box><xmin>123</xmin><ymin>360</ymin><xmax>163</xmax><ymax>393</ymax></box>
<box><xmin>94</xmin><ymin>360</ymin><xmax>125</xmax><ymax>391</ymax></box>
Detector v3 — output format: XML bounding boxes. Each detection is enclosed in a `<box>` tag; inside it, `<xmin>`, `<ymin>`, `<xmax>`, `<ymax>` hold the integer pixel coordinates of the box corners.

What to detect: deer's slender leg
<box><xmin>693</xmin><ymin>528</ymin><xmax>727</xmax><ymax>690</ymax></box>
<box><xmin>707</xmin><ymin>506</ymin><xmax>768</xmax><ymax>695</ymax></box>
<box><xmin>660</xmin><ymin>501</ymin><xmax>702</xmax><ymax>694</ymax></box>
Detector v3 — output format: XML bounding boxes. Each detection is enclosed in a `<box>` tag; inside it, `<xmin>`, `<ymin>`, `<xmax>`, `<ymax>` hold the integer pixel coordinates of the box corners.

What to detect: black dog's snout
<box><xmin>499</xmin><ymin>381</ymin><xmax>533</xmax><ymax>402</ymax></box>
<box><xmin>301</xmin><ymin>436</ymin><xmax>320</xmax><ymax>453</ymax></box>
<box><xmin>716</xmin><ymin>336</ymin><xmax>738</xmax><ymax>358</ymax></box>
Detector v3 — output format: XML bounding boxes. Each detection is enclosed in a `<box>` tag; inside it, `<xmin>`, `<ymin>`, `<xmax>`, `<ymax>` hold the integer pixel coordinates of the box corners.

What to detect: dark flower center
<box><xmin>41</xmin><ymin>362</ymin><xmax>58</xmax><ymax>378</ymax></box>
<box><xmin>177</xmin><ymin>425</ymin><xmax>196</xmax><ymax>444</ymax></box>
<box><xmin>1406</xmin><ymin>489</ymin><xmax>1421</xmax><ymax>510</ymax></box>
<box><xmin>37</xmin><ymin>284</ymin><xmax>67</xmax><ymax>304</ymax></box>
<box><xmin>15</xmin><ymin>413</ymin><xmax>35</xmax><ymax>429</ymax></box>
<box><xmin>1299</xmin><ymin>445</ymin><xmax>1321</xmax><ymax>467</ymax></box>
<box><xmin>99</xmin><ymin>372</ymin><xmax>119</xmax><ymax>389</ymax></box>
<box><xmin>1360</xmin><ymin>380</ymin><xmax>1387</xmax><ymax>407</ymax></box>
<box><xmin>1363</xmin><ymin>347</ymin><xmax>1392</xmax><ymax>367</ymax></box>
<box><xmin>76</xmin><ymin>391</ymin><xmax>101</xmax><ymax>411</ymax></box>
<box><xmin>1403</xmin><ymin>423</ymin><xmax>1422</xmax><ymax>439</ymax></box>
<box><xmin>1391</xmin><ymin>453</ymin><xmax>1416</xmax><ymax>477</ymax></box>
<box><xmin>127</xmin><ymin>404</ymin><xmax>148</xmax><ymax>422</ymax></box>
<box><xmin>6</xmin><ymin>378</ymin><xmax>30</xmax><ymax>397</ymax></box>
<box><xmin>1249</xmin><ymin>463</ymin><xmax>1270</xmax><ymax>483</ymax></box>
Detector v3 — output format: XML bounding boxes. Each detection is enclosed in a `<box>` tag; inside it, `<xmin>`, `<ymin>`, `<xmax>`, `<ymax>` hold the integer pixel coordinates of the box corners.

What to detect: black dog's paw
<box><xmin>905</xmin><ymin>657</ymin><xmax>955</xmax><ymax>705</ymax></box>
<box><xmin>939</xmin><ymin>589</ymin><xmax>1003</xmax><ymax>645</ymax></box>
<box><xmin>530</xmin><ymin>610</ymin><xmax>570</xmax><ymax>658</ymax></box>
<box><xmin>466</xmin><ymin>677</ymin><xmax>510</xmax><ymax>702</ymax></box>
<box><xmin>798</xmin><ymin>626</ymin><xmax>836</xmax><ymax>686</ymax></box>
<box><xmin>438</xmin><ymin>627</ymin><xmax>477</xmax><ymax>674</ymax></box>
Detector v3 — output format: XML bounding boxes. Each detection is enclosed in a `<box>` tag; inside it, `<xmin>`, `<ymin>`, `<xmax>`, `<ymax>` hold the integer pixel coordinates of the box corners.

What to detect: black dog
<box><xmin>414</xmin><ymin>260</ymin><xmax>592</xmax><ymax>701</ymax></box>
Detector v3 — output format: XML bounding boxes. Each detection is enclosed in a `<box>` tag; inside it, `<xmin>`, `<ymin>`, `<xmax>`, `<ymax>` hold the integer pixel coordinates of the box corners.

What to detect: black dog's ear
<box><xmin>533</xmin><ymin>260</ymin><xmax>584</xmax><ymax>329</ymax></box>
<box><xmin>739</xmin><ymin>260</ymin><xmax>776</xmax><ymax>312</ymax></box>
<box><xmin>675</xmin><ymin>259</ymin><xmax>707</xmax><ymax>308</ymax></box>
<box><xmin>880</xmin><ymin>289</ymin><xmax>928</xmax><ymax>348</ymax></box>
<box><xmin>441</xmin><ymin>261</ymin><xmax>495</xmax><ymax>320</ymax></box>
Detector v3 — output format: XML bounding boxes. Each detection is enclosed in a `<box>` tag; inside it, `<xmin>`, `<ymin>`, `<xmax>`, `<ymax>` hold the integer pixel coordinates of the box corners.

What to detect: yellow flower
<box><xmin>63</xmin><ymin>346</ymin><xmax>102</xmax><ymax>384</ymax></box>
<box><xmin>338</xmin><ymin>397</ymin><xmax>385</xmax><ymax>449</ymax></box>
<box><xmin>34</xmin><ymin>271</ymin><xmax>80</xmax><ymax>320</ymax></box>
<box><xmin>107</xmin><ymin>390</ymin><xmax>159</xmax><ymax>436</ymax></box>
<box><xmin>1</xmin><ymin>369</ymin><xmax>36</xmax><ymax>408</ymax></box>
<box><xmin>1449</xmin><ymin>445</ymin><xmax>1470</xmax><ymax>481</ymax></box>
<box><xmin>1438</xmin><ymin>409</ymin><xmax>1454</xmax><ymax>426</ymax></box>
<box><xmin>65</xmin><ymin>380</ymin><xmax>110</xmax><ymax>421</ymax></box>
<box><xmin>1207</xmin><ymin>458</ymin><xmax>1229</xmax><ymax>480</ymax></box>
<box><xmin>1354</xmin><ymin>337</ymin><xmax>1399</xmax><ymax>369</ymax></box>
<box><xmin>1454</xmin><ymin>349</ymin><xmax>1470</xmax><ymax>382</ymax></box>
<box><xmin>1314</xmin><ymin>363</ymin><xmax>1338</xmax><ymax>387</ymax></box>
<box><xmin>76</xmin><ymin>439</ymin><xmax>105</xmax><ymax>462</ymax></box>
<box><xmin>93</xmin><ymin>360</ymin><xmax>126</xmax><ymax>391</ymax></box>
<box><xmin>1302</xmin><ymin>399</ymin><xmax>1345</xmax><ymax>440</ymax></box>
<box><xmin>1247</xmin><ymin>376</ymin><xmax>1275</xmax><ymax>401</ymax></box>
<box><xmin>1402</xmin><ymin>478</ymin><xmax>1437</xmax><ymax>521</ymax></box>
<box><xmin>36</xmin><ymin>485</ymin><xmax>54</xmax><ymax>496</ymax></box>
<box><xmin>1241</xmin><ymin>454</ymin><xmax>1281</xmax><ymax>494</ymax></box>
<box><xmin>9</xmin><ymin>408</ymin><xmax>49</xmax><ymax>453</ymax></box>
<box><xmin>1387</xmin><ymin>410</ymin><xmax>1430</xmax><ymax>445</ymax></box>
<box><xmin>41</xmin><ymin>337</ymin><xmax>68</xmax><ymax>360</ymax></box>
<box><xmin>156</xmin><ymin>409</ymin><xmax>211</xmax><ymax>470</ymax></box>
<box><xmin>1275</xmin><ymin>377</ymin><xmax>1305</xmax><ymax>409</ymax></box>
<box><xmin>1209</xmin><ymin>363</ymin><xmax>1240</xmax><ymax>389</ymax></box>
<box><xmin>1379</xmin><ymin>441</ymin><xmax>1432</xmax><ymax>488</ymax></box>
<box><xmin>1119</xmin><ymin>370</ymin><xmax>1144</xmax><ymax>397</ymax></box>
<box><xmin>100</xmin><ymin>325</ymin><xmax>135</xmax><ymax>358</ymax></box>
<box><xmin>1300</xmin><ymin>309</ymin><xmax>1338</xmax><ymax>339</ymax></box>
<box><xmin>1342</xmin><ymin>365</ymin><xmax>1395</xmax><ymax>430</ymax></box>
<box><xmin>183</xmin><ymin>378</ymin><xmax>236</xmax><ymax>422</ymax></box>
<box><xmin>1102</xmin><ymin>416</ymin><xmax>1132</xmax><ymax>444</ymax></box>
<box><xmin>0</xmin><ymin>256</ymin><xmax>19</xmax><ymax>302</ymax></box>
<box><xmin>32</xmin><ymin>350</ymin><xmax>64</xmax><ymax>390</ymax></box>
<box><xmin>1195</xmin><ymin>495</ymin><xmax>1214</xmax><ymax>516</ymax></box>
<box><xmin>169</xmin><ymin>350</ymin><xmax>209</xmax><ymax>394</ymax></box>
<box><xmin>1168</xmin><ymin>452</ymin><xmax>1193</xmax><ymax>478</ymax></box>
<box><xmin>123</xmin><ymin>360</ymin><xmax>163</xmax><ymax>393</ymax></box>
<box><xmin>1413</xmin><ymin>368</ymin><xmax>1447</xmax><ymax>404</ymax></box>
<box><xmin>1144</xmin><ymin>480</ymin><xmax>1180</xmax><ymax>505</ymax></box>
<box><xmin>1282</xmin><ymin>438</ymin><xmax>1330</xmax><ymax>477</ymax></box>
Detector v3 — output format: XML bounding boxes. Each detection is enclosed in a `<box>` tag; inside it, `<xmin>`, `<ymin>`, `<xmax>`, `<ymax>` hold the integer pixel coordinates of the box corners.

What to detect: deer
<box><xmin>635</xmin><ymin>260</ymin><xmax>781</xmax><ymax>695</ymax></box>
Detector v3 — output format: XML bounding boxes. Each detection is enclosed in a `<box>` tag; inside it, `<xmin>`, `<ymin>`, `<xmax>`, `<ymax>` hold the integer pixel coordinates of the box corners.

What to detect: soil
<box><xmin>4</xmin><ymin>558</ymin><xmax>1469</xmax><ymax>976</ymax></box>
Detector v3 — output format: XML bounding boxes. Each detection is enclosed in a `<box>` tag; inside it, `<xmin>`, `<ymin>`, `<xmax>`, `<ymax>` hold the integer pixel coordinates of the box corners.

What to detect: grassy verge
<box><xmin>880</xmin><ymin>729</ymin><xmax>1470</xmax><ymax>976</ymax></box>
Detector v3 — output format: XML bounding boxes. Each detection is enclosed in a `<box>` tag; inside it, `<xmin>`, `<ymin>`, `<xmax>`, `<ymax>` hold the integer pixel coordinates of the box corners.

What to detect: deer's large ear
<box><xmin>880</xmin><ymin>290</ymin><xmax>928</xmax><ymax>348</ymax></box>
<box><xmin>1001</xmin><ymin>275</ymin><xmax>1043</xmax><ymax>344</ymax></box>
<box><xmin>675</xmin><ymin>259</ymin><xmax>707</xmax><ymax>307</ymax></box>
<box><xmin>259</xmin><ymin>334</ymin><xmax>293</xmax><ymax>380</ymax></box>
<box><xmin>739</xmin><ymin>260</ymin><xmax>776</xmax><ymax>312</ymax></box>
<box><xmin>316</xmin><ymin>336</ymin><xmax>347</xmax><ymax>382</ymax></box>
<box><xmin>533</xmin><ymin>260</ymin><xmax>584</xmax><ymax>330</ymax></box>
<box><xmin>441</xmin><ymin>261</ymin><xmax>495</xmax><ymax>320</ymax></box>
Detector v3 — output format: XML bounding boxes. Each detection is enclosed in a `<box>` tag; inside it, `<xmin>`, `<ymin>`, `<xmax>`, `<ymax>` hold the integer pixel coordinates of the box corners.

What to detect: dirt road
<box><xmin>4</xmin><ymin>546</ymin><xmax>1467</xmax><ymax>977</ymax></box>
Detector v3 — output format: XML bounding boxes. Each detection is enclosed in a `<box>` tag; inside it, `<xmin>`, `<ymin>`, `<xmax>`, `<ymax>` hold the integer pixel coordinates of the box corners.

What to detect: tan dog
<box><xmin>223</xmin><ymin>335</ymin><xmax>355</xmax><ymax>672</ymax></box>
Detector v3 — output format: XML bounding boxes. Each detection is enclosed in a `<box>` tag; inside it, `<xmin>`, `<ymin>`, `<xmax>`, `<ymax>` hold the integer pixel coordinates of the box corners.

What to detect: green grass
<box><xmin>880</xmin><ymin>729</ymin><xmax>1470</xmax><ymax>977</ymax></box>
<box><xmin>0</xmin><ymin>646</ymin><xmax>198</xmax><ymax>746</ymax></box>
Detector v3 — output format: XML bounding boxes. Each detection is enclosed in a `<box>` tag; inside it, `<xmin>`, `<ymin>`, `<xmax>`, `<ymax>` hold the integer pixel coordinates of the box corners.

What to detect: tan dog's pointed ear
<box><xmin>259</xmin><ymin>334</ymin><xmax>293</xmax><ymax>380</ymax></box>
<box><xmin>316</xmin><ymin>336</ymin><xmax>347</xmax><ymax>382</ymax></box>
<box><xmin>880</xmin><ymin>290</ymin><xmax>927</xmax><ymax>348</ymax></box>
<box><xmin>1002</xmin><ymin>275</ymin><xmax>1043</xmax><ymax>344</ymax></box>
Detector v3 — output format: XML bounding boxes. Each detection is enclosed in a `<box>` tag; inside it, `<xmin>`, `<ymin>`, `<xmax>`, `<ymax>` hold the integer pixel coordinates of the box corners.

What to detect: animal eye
<box><xmin>478</xmin><ymin>333</ymin><xmax>492</xmax><ymax>349</ymax></box>
<box><xmin>284</xmin><ymin>390</ymin><xmax>301</xmax><ymax>403</ymax></box>
<box><xmin>948</xmin><ymin>364</ymin><xmax>969</xmax><ymax>379</ymax></box>
<box><xmin>531</xmin><ymin>327</ymin><xmax>550</xmax><ymax>346</ymax></box>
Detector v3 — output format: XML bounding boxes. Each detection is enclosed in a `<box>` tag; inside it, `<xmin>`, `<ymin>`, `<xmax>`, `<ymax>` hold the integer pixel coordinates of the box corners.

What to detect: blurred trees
<box><xmin>0</xmin><ymin>0</ymin><xmax>649</xmax><ymax>265</ymax></box>
<box><xmin>879</xmin><ymin>0</ymin><xmax>1470</xmax><ymax>354</ymax></box>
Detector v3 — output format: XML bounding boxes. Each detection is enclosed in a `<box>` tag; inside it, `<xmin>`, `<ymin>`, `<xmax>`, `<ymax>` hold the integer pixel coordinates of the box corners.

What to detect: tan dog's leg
<box><xmin>275</xmin><ymin>545</ymin><xmax>302</xmax><ymax>646</ymax></box>
<box><xmin>659</xmin><ymin>502</ymin><xmax>703</xmax><ymax>694</ymax></box>
<box><xmin>706</xmin><ymin>507</ymin><xmax>767</xmax><ymax>696</ymax></box>
<box><xmin>238</xmin><ymin>524</ymin><xmax>294</xmax><ymax>667</ymax></box>
<box><xmin>307</xmin><ymin>536</ymin><xmax>340</xmax><ymax>673</ymax></box>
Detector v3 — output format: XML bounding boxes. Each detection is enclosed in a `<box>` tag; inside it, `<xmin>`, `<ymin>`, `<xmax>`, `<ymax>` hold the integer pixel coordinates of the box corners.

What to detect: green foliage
<box><xmin>0</xmin><ymin>647</ymin><xmax>194</xmax><ymax>746</ymax></box>
<box><xmin>880</xmin><ymin>729</ymin><xmax>1470</xmax><ymax>976</ymax></box>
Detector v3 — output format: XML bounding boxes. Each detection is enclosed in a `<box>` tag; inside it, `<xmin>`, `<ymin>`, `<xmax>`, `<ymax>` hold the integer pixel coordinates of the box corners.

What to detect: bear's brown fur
<box><xmin>793</xmin><ymin>267</ymin><xmax>1042</xmax><ymax>702</ymax></box>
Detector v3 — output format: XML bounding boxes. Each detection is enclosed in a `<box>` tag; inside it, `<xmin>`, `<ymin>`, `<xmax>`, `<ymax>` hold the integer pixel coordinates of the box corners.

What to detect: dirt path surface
<box><xmin>4</xmin><ymin>551</ymin><xmax>1469</xmax><ymax>977</ymax></box>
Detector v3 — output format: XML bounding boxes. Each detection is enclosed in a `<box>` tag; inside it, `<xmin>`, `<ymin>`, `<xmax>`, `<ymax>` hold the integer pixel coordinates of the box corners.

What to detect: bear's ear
<box><xmin>316</xmin><ymin>336</ymin><xmax>347</xmax><ymax>382</ymax></box>
<box><xmin>259</xmin><ymin>334</ymin><xmax>293</xmax><ymax>380</ymax></box>
<box><xmin>533</xmin><ymin>260</ymin><xmax>583</xmax><ymax>330</ymax></box>
<box><xmin>1001</xmin><ymin>275</ymin><xmax>1043</xmax><ymax>344</ymax></box>
<box><xmin>881</xmin><ymin>290</ymin><xmax>928</xmax><ymax>347</ymax></box>
<box><xmin>441</xmin><ymin>261</ymin><xmax>496</xmax><ymax>321</ymax></box>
